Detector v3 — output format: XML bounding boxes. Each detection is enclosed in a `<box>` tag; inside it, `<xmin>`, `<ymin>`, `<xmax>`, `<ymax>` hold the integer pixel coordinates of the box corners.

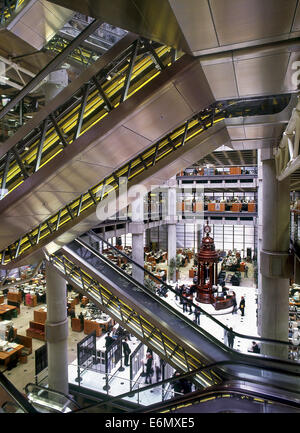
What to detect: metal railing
<box><xmin>0</xmin><ymin>94</ymin><xmax>290</xmax><ymax>266</ymax></box>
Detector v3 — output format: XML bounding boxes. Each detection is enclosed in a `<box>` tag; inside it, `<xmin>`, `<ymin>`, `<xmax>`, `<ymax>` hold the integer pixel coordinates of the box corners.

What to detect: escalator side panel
<box><xmin>0</xmin><ymin>54</ymin><xmax>211</xmax><ymax>252</ymax></box>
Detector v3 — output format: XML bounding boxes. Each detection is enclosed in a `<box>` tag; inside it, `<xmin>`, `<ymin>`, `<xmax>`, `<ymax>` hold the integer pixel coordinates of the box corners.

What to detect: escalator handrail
<box><xmin>69</xmin><ymin>237</ymin><xmax>300</xmax><ymax>372</ymax></box>
<box><xmin>0</xmin><ymin>93</ymin><xmax>291</xmax><ymax>266</ymax></box>
<box><xmin>69</xmin><ymin>237</ymin><xmax>227</xmax><ymax>354</ymax></box>
<box><xmin>70</xmin><ymin>359</ymin><xmax>300</xmax><ymax>413</ymax></box>
<box><xmin>0</xmin><ymin>371</ymin><xmax>38</xmax><ymax>413</ymax></box>
<box><xmin>24</xmin><ymin>382</ymin><xmax>81</xmax><ymax>409</ymax></box>
<box><xmin>87</xmin><ymin>231</ymin><xmax>294</xmax><ymax>348</ymax></box>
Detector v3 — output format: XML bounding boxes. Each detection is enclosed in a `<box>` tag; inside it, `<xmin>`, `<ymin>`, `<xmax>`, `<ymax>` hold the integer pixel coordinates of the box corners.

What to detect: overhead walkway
<box><xmin>0</xmin><ymin>94</ymin><xmax>292</xmax><ymax>268</ymax></box>
<box><xmin>0</xmin><ymin>31</ymin><xmax>214</xmax><ymax>259</ymax></box>
<box><xmin>48</xmin><ymin>235</ymin><xmax>300</xmax><ymax>391</ymax></box>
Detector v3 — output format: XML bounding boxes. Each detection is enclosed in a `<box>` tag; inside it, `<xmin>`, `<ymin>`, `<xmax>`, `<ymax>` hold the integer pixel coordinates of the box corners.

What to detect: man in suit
<box><xmin>105</xmin><ymin>332</ymin><xmax>115</xmax><ymax>350</ymax></box>
<box><xmin>239</xmin><ymin>296</ymin><xmax>245</xmax><ymax>316</ymax></box>
<box><xmin>122</xmin><ymin>337</ymin><xmax>131</xmax><ymax>366</ymax></box>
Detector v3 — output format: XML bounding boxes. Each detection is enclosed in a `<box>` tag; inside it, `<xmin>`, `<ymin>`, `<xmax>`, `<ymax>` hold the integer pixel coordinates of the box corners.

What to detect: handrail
<box><xmin>87</xmin><ymin>231</ymin><xmax>293</xmax><ymax>349</ymax></box>
<box><xmin>0</xmin><ymin>371</ymin><xmax>38</xmax><ymax>413</ymax></box>
<box><xmin>0</xmin><ymin>94</ymin><xmax>290</xmax><ymax>266</ymax></box>
<box><xmin>25</xmin><ymin>382</ymin><xmax>81</xmax><ymax>409</ymax></box>
<box><xmin>71</xmin><ymin>359</ymin><xmax>300</xmax><ymax>413</ymax></box>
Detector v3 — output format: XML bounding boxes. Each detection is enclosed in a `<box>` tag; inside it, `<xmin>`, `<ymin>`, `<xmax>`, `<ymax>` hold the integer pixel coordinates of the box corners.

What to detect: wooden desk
<box><xmin>231</xmin><ymin>203</ymin><xmax>242</xmax><ymax>212</ymax></box>
<box><xmin>84</xmin><ymin>320</ymin><xmax>102</xmax><ymax>337</ymax></box>
<box><xmin>0</xmin><ymin>296</ymin><xmax>4</xmax><ymax>304</ymax></box>
<box><xmin>34</xmin><ymin>309</ymin><xmax>47</xmax><ymax>324</ymax></box>
<box><xmin>0</xmin><ymin>305</ymin><xmax>17</xmax><ymax>320</ymax></box>
<box><xmin>0</xmin><ymin>344</ymin><xmax>24</xmax><ymax>366</ymax></box>
<box><xmin>7</xmin><ymin>291</ymin><xmax>22</xmax><ymax>303</ymax></box>
<box><xmin>248</xmin><ymin>203</ymin><xmax>256</xmax><ymax>212</ymax></box>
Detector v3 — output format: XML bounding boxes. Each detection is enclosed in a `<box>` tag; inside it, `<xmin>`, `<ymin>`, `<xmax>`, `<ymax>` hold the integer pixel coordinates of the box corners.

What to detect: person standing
<box><xmin>145</xmin><ymin>352</ymin><xmax>153</xmax><ymax>384</ymax></box>
<box><xmin>244</xmin><ymin>265</ymin><xmax>248</xmax><ymax>278</ymax></box>
<box><xmin>194</xmin><ymin>305</ymin><xmax>201</xmax><ymax>325</ymax></box>
<box><xmin>105</xmin><ymin>332</ymin><xmax>115</xmax><ymax>350</ymax></box>
<box><xmin>232</xmin><ymin>296</ymin><xmax>237</xmax><ymax>314</ymax></box>
<box><xmin>182</xmin><ymin>294</ymin><xmax>188</xmax><ymax>313</ymax></box>
<box><xmin>122</xmin><ymin>337</ymin><xmax>131</xmax><ymax>366</ymax></box>
<box><xmin>78</xmin><ymin>311</ymin><xmax>84</xmax><ymax>328</ymax></box>
<box><xmin>227</xmin><ymin>327</ymin><xmax>235</xmax><ymax>349</ymax></box>
<box><xmin>155</xmin><ymin>363</ymin><xmax>161</xmax><ymax>382</ymax></box>
<box><xmin>239</xmin><ymin>296</ymin><xmax>245</xmax><ymax>316</ymax></box>
<box><xmin>175</xmin><ymin>283</ymin><xmax>180</xmax><ymax>301</ymax></box>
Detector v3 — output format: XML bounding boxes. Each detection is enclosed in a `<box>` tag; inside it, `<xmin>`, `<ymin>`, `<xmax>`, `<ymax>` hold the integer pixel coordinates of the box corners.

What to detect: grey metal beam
<box><xmin>120</xmin><ymin>39</ymin><xmax>139</xmax><ymax>103</ymax></box>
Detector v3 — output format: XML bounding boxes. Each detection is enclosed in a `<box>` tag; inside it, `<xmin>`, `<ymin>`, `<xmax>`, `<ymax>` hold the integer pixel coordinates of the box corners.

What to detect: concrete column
<box><xmin>259</xmin><ymin>149</ymin><xmax>290</xmax><ymax>359</ymax></box>
<box><xmin>257</xmin><ymin>150</ymin><xmax>263</xmax><ymax>335</ymax></box>
<box><xmin>167</xmin><ymin>176</ymin><xmax>177</xmax><ymax>282</ymax></box>
<box><xmin>45</xmin><ymin>262</ymin><xmax>69</xmax><ymax>394</ymax></box>
<box><xmin>129</xmin><ymin>194</ymin><xmax>145</xmax><ymax>284</ymax></box>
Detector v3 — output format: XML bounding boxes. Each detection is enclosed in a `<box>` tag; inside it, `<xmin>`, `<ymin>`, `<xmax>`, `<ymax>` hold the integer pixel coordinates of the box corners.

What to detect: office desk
<box><xmin>0</xmin><ymin>344</ymin><xmax>24</xmax><ymax>366</ymax></box>
<box><xmin>0</xmin><ymin>304</ymin><xmax>17</xmax><ymax>320</ymax></box>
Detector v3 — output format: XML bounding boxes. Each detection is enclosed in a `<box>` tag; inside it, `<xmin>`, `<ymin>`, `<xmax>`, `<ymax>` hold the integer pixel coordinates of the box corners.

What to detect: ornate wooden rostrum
<box><xmin>196</xmin><ymin>222</ymin><xmax>236</xmax><ymax>310</ymax></box>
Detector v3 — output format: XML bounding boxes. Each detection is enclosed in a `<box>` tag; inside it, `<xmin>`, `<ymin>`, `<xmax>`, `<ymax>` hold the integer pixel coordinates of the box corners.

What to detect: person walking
<box><xmin>239</xmin><ymin>296</ymin><xmax>245</xmax><ymax>316</ymax></box>
<box><xmin>122</xmin><ymin>337</ymin><xmax>131</xmax><ymax>366</ymax></box>
<box><xmin>145</xmin><ymin>352</ymin><xmax>154</xmax><ymax>384</ymax></box>
<box><xmin>175</xmin><ymin>283</ymin><xmax>180</xmax><ymax>301</ymax></box>
<box><xmin>155</xmin><ymin>363</ymin><xmax>161</xmax><ymax>382</ymax></box>
<box><xmin>244</xmin><ymin>265</ymin><xmax>248</xmax><ymax>278</ymax></box>
<box><xmin>227</xmin><ymin>327</ymin><xmax>235</xmax><ymax>349</ymax></box>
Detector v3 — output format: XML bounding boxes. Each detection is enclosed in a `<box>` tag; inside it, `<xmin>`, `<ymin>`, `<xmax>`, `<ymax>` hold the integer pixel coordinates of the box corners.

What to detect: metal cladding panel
<box><xmin>292</xmin><ymin>2</ymin><xmax>300</xmax><ymax>31</ymax></box>
<box><xmin>172</xmin><ymin>60</ymin><xmax>215</xmax><ymax>113</ymax></box>
<box><xmin>230</xmin><ymin>139</ymin><xmax>276</xmax><ymax>151</ymax></box>
<box><xmin>46</xmin><ymin>0</ymin><xmax>190</xmax><ymax>53</ymax></box>
<box><xmin>201</xmin><ymin>42</ymin><xmax>300</xmax><ymax>99</ymax></box>
<box><xmin>7</xmin><ymin>0</ymin><xmax>73</xmax><ymax>51</ymax></box>
<box><xmin>201</xmin><ymin>59</ymin><xmax>239</xmax><ymax>100</ymax></box>
<box><xmin>123</xmin><ymin>84</ymin><xmax>194</xmax><ymax>141</ymax></box>
<box><xmin>78</xmin><ymin>125</ymin><xmax>151</xmax><ymax>166</ymax></box>
<box><xmin>0</xmin><ymin>54</ymin><xmax>210</xmax><ymax>249</ymax></box>
<box><xmin>209</xmin><ymin>0</ymin><xmax>297</xmax><ymax>46</ymax></box>
<box><xmin>168</xmin><ymin>0</ymin><xmax>218</xmax><ymax>52</ymax></box>
<box><xmin>227</xmin><ymin>126</ymin><xmax>246</xmax><ymax>140</ymax></box>
<box><xmin>235</xmin><ymin>51</ymin><xmax>291</xmax><ymax>97</ymax></box>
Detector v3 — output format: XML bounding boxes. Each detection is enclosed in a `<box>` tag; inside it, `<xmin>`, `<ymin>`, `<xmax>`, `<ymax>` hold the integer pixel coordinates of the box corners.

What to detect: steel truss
<box><xmin>0</xmin><ymin>36</ymin><xmax>172</xmax><ymax>201</ymax></box>
<box><xmin>49</xmin><ymin>253</ymin><xmax>219</xmax><ymax>388</ymax></box>
<box><xmin>0</xmin><ymin>94</ymin><xmax>290</xmax><ymax>265</ymax></box>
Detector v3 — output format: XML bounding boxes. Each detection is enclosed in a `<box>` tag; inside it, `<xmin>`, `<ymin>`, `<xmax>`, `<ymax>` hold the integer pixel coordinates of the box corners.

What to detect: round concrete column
<box><xmin>45</xmin><ymin>262</ymin><xmax>69</xmax><ymax>394</ymax></box>
<box><xmin>259</xmin><ymin>152</ymin><xmax>290</xmax><ymax>359</ymax></box>
<box><xmin>130</xmin><ymin>194</ymin><xmax>145</xmax><ymax>284</ymax></box>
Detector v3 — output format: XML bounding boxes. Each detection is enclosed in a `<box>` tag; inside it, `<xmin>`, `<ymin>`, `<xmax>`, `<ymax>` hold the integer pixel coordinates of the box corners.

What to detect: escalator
<box><xmin>0</xmin><ymin>93</ymin><xmax>292</xmax><ymax>268</ymax></box>
<box><xmin>0</xmin><ymin>30</ymin><xmax>215</xmax><ymax>259</ymax></box>
<box><xmin>0</xmin><ymin>370</ymin><xmax>37</xmax><ymax>413</ymax></box>
<box><xmin>71</xmin><ymin>362</ymin><xmax>300</xmax><ymax>414</ymax></box>
<box><xmin>48</xmin><ymin>235</ymin><xmax>300</xmax><ymax>393</ymax></box>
